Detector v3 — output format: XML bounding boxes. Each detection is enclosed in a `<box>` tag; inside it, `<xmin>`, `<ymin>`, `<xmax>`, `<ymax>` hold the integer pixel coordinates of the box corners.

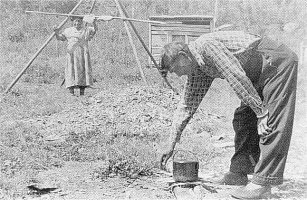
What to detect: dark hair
<box><xmin>159</xmin><ymin>42</ymin><xmax>190</xmax><ymax>77</ymax></box>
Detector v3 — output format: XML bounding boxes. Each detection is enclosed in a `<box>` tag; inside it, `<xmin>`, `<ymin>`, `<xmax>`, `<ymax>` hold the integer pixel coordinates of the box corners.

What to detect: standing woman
<box><xmin>54</xmin><ymin>15</ymin><xmax>97</xmax><ymax>96</ymax></box>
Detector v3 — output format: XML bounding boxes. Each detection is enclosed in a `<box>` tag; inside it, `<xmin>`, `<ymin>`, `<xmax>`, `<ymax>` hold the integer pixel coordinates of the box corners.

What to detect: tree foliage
<box><xmin>1</xmin><ymin>0</ymin><xmax>306</xmax><ymax>56</ymax></box>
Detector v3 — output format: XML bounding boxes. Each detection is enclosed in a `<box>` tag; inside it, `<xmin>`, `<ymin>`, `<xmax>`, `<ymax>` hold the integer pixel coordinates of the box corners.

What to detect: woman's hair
<box><xmin>159</xmin><ymin>42</ymin><xmax>190</xmax><ymax>77</ymax></box>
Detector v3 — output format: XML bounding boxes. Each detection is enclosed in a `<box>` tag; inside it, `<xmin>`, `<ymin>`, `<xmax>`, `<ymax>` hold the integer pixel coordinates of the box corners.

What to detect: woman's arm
<box><xmin>54</xmin><ymin>28</ymin><xmax>66</xmax><ymax>41</ymax></box>
<box><xmin>93</xmin><ymin>19</ymin><xmax>98</xmax><ymax>33</ymax></box>
<box><xmin>87</xmin><ymin>19</ymin><xmax>97</xmax><ymax>41</ymax></box>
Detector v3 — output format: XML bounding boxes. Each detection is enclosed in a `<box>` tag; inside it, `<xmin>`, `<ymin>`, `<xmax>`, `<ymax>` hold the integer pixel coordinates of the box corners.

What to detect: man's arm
<box><xmin>168</xmin><ymin>70</ymin><xmax>214</xmax><ymax>147</ymax></box>
<box><xmin>160</xmin><ymin>71</ymin><xmax>213</xmax><ymax>169</ymax></box>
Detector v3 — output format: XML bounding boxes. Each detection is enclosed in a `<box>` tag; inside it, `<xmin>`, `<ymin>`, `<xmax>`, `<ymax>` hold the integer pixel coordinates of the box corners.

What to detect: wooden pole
<box><xmin>213</xmin><ymin>0</ymin><xmax>218</xmax><ymax>31</ymax></box>
<box><xmin>88</xmin><ymin>0</ymin><xmax>96</xmax><ymax>14</ymax></box>
<box><xmin>113</xmin><ymin>0</ymin><xmax>148</xmax><ymax>86</ymax></box>
<box><xmin>4</xmin><ymin>0</ymin><xmax>84</xmax><ymax>93</ymax></box>
<box><xmin>56</xmin><ymin>40</ymin><xmax>59</xmax><ymax>58</ymax></box>
<box><xmin>114</xmin><ymin>0</ymin><xmax>178</xmax><ymax>94</ymax></box>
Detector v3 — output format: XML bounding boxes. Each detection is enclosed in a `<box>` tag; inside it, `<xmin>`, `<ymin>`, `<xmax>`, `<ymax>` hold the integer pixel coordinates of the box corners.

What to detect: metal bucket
<box><xmin>173</xmin><ymin>150</ymin><xmax>199</xmax><ymax>182</ymax></box>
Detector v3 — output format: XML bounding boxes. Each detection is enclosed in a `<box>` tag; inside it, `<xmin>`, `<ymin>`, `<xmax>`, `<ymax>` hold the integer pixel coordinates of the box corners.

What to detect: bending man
<box><xmin>159</xmin><ymin>31</ymin><xmax>298</xmax><ymax>199</ymax></box>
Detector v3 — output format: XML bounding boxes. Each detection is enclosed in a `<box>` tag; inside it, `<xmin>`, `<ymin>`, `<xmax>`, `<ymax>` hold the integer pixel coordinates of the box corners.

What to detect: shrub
<box><xmin>106</xmin><ymin>136</ymin><xmax>158</xmax><ymax>178</ymax></box>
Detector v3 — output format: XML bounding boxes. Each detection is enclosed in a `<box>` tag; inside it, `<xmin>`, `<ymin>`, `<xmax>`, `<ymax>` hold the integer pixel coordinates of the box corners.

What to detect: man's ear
<box><xmin>179</xmin><ymin>51</ymin><xmax>193</xmax><ymax>62</ymax></box>
<box><xmin>178</xmin><ymin>51</ymin><xmax>187</xmax><ymax>57</ymax></box>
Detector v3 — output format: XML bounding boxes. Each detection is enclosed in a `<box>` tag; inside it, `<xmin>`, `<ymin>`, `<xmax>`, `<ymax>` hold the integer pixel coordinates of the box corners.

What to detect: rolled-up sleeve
<box><xmin>202</xmin><ymin>40</ymin><xmax>266</xmax><ymax>117</ymax></box>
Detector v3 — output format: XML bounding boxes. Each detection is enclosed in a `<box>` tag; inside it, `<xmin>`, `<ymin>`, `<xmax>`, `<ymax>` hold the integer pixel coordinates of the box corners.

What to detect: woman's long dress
<box><xmin>62</xmin><ymin>26</ymin><xmax>95</xmax><ymax>88</ymax></box>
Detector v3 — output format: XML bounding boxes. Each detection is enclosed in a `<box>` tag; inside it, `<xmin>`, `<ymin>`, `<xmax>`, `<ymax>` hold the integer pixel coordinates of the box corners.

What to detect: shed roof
<box><xmin>149</xmin><ymin>15</ymin><xmax>214</xmax><ymax>22</ymax></box>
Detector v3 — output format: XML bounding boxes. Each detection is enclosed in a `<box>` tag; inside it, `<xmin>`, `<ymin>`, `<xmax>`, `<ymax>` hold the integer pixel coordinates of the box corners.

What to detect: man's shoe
<box><xmin>217</xmin><ymin>172</ymin><xmax>248</xmax><ymax>186</ymax></box>
<box><xmin>231</xmin><ymin>184</ymin><xmax>271</xmax><ymax>199</ymax></box>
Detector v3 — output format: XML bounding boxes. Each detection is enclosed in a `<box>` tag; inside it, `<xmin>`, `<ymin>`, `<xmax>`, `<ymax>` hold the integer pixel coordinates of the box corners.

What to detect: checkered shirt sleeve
<box><xmin>200</xmin><ymin>40</ymin><xmax>264</xmax><ymax>116</ymax></box>
<box><xmin>186</xmin><ymin>31</ymin><xmax>265</xmax><ymax>117</ymax></box>
<box><xmin>170</xmin><ymin>70</ymin><xmax>214</xmax><ymax>142</ymax></box>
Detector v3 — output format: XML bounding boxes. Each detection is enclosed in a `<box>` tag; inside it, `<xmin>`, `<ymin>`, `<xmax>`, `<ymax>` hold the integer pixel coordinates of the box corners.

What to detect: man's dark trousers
<box><xmin>230</xmin><ymin>37</ymin><xmax>298</xmax><ymax>186</ymax></box>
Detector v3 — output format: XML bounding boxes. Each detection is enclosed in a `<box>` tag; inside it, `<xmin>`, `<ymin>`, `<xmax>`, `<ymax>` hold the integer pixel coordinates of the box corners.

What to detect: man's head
<box><xmin>159</xmin><ymin>42</ymin><xmax>196</xmax><ymax>77</ymax></box>
<box><xmin>71</xmin><ymin>16</ymin><xmax>83</xmax><ymax>30</ymax></box>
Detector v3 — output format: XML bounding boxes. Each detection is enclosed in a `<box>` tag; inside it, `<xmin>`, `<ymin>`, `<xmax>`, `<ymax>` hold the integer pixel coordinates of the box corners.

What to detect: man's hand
<box><xmin>257</xmin><ymin>113</ymin><xmax>272</xmax><ymax>136</ymax></box>
<box><xmin>53</xmin><ymin>26</ymin><xmax>59</xmax><ymax>34</ymax></box>
<box><xmin>160</xmin><ymin>143</ymin><xmax>176</xmax><ymax>170</ymax></box>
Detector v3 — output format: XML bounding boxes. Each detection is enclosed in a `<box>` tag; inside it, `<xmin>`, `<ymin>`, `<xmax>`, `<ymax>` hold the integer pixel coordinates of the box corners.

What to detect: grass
<box><xmin>0</xmin><ymin>121</ymin><xmax>50</xmax><ymax>197</ymax></box>
<box><xmin>0</xmin><ymin>104</ymin><xmax>169</xmax><ymax>198</ymax></box>
<box><xmin>1</xmin><ymin>70</ymin><xmax>232</xmax><ymax>198</ymax></box>
<box><xmin>0</xmin><ymin>39</ymin><xmax>238</xmax><ymax>197</ymax></box>
<box><xmin>0</xmin><ymin>62</ymin><xmax>174</xmax><ymax>197</ymax></box>
<box><xmin>1</xmin><ymin>83</ymin><xmax>70</xmax><ymax>120</ymax></box>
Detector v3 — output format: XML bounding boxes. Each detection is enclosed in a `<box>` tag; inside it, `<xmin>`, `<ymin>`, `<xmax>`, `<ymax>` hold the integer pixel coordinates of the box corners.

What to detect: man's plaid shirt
<box><xmin>171</xmin><ymin>31</ymin><xmax>265</xmax><ymax>141</ymax></box>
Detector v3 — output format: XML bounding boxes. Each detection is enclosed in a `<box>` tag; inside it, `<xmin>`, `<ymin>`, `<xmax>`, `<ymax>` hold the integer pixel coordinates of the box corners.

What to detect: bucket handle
<box><xmin>172</xmin><ymin>149</ymin><xmax>198</xmax><ymax>162</ymax></box>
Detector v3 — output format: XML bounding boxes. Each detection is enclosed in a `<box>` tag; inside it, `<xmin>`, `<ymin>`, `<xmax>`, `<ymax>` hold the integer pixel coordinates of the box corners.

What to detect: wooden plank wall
<box><xmin>149</xmin><ymin>22</ymin><xmax>213</xmax><ymax>65</ymax></box>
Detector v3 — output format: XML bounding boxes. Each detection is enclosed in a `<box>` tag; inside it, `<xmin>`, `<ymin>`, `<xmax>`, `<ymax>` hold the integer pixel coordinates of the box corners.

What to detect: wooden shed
<box><xmin>148</xmin><ymin>15</ymin><xmax>214</xmax><ymax>64</ymax></box>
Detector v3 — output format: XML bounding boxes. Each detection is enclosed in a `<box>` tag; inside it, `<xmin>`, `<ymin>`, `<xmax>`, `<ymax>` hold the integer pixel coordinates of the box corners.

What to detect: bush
<box><xmin>58</xmin><ymin>128</ymin><xmax>159</xmax><ymax>179</ymax></box>
<box><xmin>106</xmin><ymin>136</ymin><xmax>158</xmax><ymax>178</ymax></box>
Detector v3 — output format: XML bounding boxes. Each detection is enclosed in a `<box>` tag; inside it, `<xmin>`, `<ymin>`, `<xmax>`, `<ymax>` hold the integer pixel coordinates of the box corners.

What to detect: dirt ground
<box><xmin>22</xmin><ymin>121</ymin><xmax>307</xmax><ymax>200</ymax></box>
<box><xmin>2</xmin><ymin>78</ymin><xmax>305</xmax><ymax>200</ymax></box>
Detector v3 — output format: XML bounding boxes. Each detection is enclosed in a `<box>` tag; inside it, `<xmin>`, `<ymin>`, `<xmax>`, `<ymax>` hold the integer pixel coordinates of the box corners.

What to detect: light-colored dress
<box><xmin>62</xmin><ymin>26</ymin><xmax>95</xmax><ymax>88</ymax></box>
